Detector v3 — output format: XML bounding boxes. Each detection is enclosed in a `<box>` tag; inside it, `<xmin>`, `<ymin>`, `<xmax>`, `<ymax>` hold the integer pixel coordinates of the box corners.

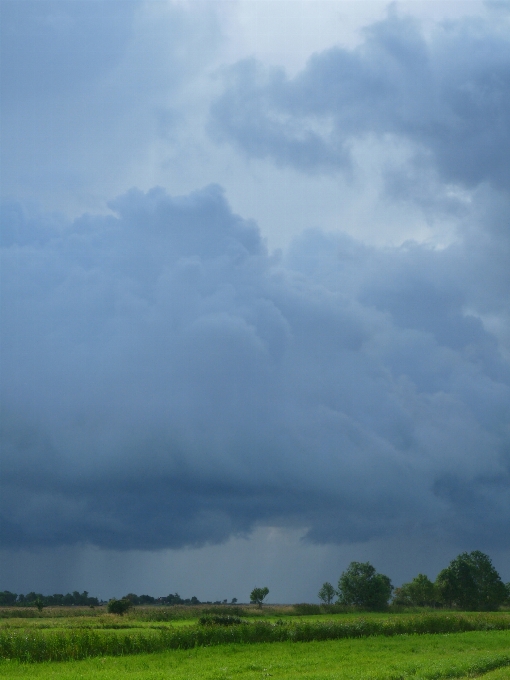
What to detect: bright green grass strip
<box><xmin>466</xmin><ymin>669</ymin><xmax>510</xmax><ymax>679</ymax></box>
<box><xmin>0</xmin><ymin>630</ymin><xmax>509</xmax><ymax>679</ymax></box>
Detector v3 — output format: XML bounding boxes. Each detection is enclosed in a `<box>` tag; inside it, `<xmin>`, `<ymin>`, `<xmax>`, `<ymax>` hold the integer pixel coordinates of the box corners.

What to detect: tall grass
<box><xmin>1</xmin><ymin>612</ymin><xmax>510</xmax><ymax>662</ymax></box>
<box><xmin>0</xmin><ymin>605</ymin><xmax>246</xmax><ymax>623</ymax></box>
<box><xmin>0</xmin><ymin>607</ymin><xmax>103</xmax><ymax>619</ymax></box>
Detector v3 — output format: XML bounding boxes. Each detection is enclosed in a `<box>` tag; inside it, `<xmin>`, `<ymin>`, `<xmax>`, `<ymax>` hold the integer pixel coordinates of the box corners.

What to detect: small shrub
<box><xmin>107</xmin><ymin>598</ymin><xmax>132</xmax><ymax>616</ymax></box>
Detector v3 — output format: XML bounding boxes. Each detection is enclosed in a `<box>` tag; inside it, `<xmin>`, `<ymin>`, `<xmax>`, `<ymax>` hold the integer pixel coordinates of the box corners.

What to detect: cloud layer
<box><xmin>210</xmin><ymin>11</ymin><xmax>510</xmax><ymax>190</ymax></box>
<box><xmin>2</xmin><ymin>180</ymin><xmax>509</xmax><ymax>552</ymax></box>
<box><xmin>1</xmin><ymin>4</ymin><xmax>510</xmax><ymax>574</ymax></box>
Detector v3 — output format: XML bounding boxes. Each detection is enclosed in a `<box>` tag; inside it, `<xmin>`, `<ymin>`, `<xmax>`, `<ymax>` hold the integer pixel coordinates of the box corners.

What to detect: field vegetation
<box><xmin>1</xmin><ymin>629</ymin><xmax>509</xmax><ymax>679</ymax></box>
<box><xmin>1</xmin><ymin>606</ymin><xmax>510</xmax><ymax>663</ymax></box>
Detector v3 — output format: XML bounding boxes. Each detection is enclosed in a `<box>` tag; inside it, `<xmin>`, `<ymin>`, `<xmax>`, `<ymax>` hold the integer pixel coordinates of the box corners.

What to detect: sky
<box><xmin>1</xmin><ymin>0</ymin><xmax>510</xmax><ymax>603</ymax></box>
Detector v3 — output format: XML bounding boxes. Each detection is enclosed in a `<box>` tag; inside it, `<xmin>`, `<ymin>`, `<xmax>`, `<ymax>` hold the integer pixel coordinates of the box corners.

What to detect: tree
<box><xmin>0</xmin><ymin>591</ymin><xmax>17</xmax><ymax>606</ymax></box>
<box><xmin>435</xmin><ymin>551</ymin><xmax>506</xmax><ymax>611</ymax></box>
<box><xmin>318</xmin><ymin>582</ymin><xmax>336</xmax><ymax>605</ymax></box>
<box><xmin>123</xmin><ymin>593</ymin><xmax>140</xmax><ymax>605</ymax></box>
<box><xmin>250</xmin><ymin>587</ymin><xmax>269</xmax><ymax>608</ymax></box>
<box><xmin>337</xmin><ymin>562</ymin><xmax>393</xmax><ymax>610</ymax></box>
<box><xmin>164</xmin><ymin>592</ymin><xmax>184</xmax><ymax>605</ymax></box>
<box><xmin>34</xmin><ymin>597</ymin><xmax>45</xmax><ymax>612</ymax></box>
<box><xmin>107</xmin><ymin>598</ymin><xmax>132</xmax><ymax>615</ymax></box>
<box><xmin>392</xmin><ymin>574</ymin><xmax>436</xmax><ymax>607</ymax></box>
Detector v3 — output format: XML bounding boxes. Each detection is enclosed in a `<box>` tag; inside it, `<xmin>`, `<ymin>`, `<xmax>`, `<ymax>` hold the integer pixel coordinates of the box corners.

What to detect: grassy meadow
<box><xmin>1</xmin><ymin>606</ymin><xmax>510</xmax><ymax>679</ymax></box>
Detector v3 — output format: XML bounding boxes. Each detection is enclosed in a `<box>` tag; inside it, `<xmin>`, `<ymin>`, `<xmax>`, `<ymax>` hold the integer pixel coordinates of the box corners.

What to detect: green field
<box><xmin>1</xmin><ymin>631</ymin><xmax>510</xmax><ymax>679</ymax></box>
<box><xmin>1</xmin><ymin>607</ymin><xmax>510</xmax><ymax>679</ymax></box>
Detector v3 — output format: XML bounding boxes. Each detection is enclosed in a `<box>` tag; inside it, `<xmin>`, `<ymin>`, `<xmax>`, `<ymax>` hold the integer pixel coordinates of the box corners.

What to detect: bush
<box><xmin>107</xmin><ymin>598</ymin><xmax>132</xmax><ymax>616</ymax></box>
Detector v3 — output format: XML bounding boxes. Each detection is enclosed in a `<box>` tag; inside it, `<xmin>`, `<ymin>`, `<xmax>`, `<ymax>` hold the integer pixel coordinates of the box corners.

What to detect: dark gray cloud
<box><xmin>1</xmin><ymin>2</ymin><xmax>510</xmax><ymax>572</ymax></box>
<box><xmin>2</xmin><ymin>184</ymin><xmax>509</xmax><ymax>552</ymax></box>
<box><xmin>210</xmin><ymin>11</ymin><xmax>510</xmax><ymax>190</ymax></box>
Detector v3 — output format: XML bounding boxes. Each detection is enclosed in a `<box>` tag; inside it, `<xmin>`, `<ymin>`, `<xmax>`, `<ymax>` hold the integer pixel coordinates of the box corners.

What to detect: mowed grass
<box><xmin>1</xmin><ymin>630</ymin><xmax>509</xmax><ymax>679</ymax></box>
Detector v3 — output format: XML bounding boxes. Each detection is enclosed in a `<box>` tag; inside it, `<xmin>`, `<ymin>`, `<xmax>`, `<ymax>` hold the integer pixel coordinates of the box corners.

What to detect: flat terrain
<box><xmin>1</xmin><ymin>607</ymin><xmax>509</xmax><ymax>679</ymax></box>
<box><xmin>1</xmin><ymin>631</ymin><xmax>510</xmax><ymax>679</ymax></box>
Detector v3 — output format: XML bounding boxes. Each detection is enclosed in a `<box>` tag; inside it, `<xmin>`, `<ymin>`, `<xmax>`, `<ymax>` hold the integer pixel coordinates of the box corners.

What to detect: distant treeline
<box><xmin>0</xmin><ymin>591</ymin><xmax>99</xmax><ymax>607</ymax></box>
<box><xmin>319</xmin><ymin>551</ymin><xmax>510</xmax><ymax>611</ymax></box>
<box><xmin>124</xmin><ymin>593</ymin><xmax>203</xmax><ymax>606</ymax></box>
<box><xmin>0</xmin><ymin>590</ymin><xmax>238</xmax><ymax>608</ymax></box>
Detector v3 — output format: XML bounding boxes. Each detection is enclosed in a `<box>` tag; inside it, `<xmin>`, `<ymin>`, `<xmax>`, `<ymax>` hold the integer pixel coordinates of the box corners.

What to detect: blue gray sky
<box><xmin>1</xmin><ymin>0</ymin><xmax>510</xmax><ymax>603</ymax></box>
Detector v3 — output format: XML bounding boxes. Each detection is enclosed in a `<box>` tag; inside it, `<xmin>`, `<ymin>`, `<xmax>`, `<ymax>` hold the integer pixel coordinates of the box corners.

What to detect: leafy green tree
<box><xmin>164</xmin><ymin>593</ymin><xmax>184</xmax><ymax>605</ymax></box>
<box><xmin>34</xmin><ymin>597</ymin><xmax>45</xmax><ymax>612</ymax></box>
<box><xmin>0</xmin><ymin>591</ymin><xmax>17</xmax><ymax>606</ymax></box>
<box><xmin>337</xmin><ymin>562</ymin><xmax>393</xmax><ymax>610</ymax></box>
<box><xmin>139</xmin><ymin>594</ymin><xmax>156</xmax><ymax>604</ymax></box>
<box><xmin>435</xmin><ymin>551</ymin><xmax>506</xmax><ymax>611</ymax></box>
<box><xmin>123</xmin><ymin>593</ymin><xmax>140</xmax><ymax>605</ymax></box>
<box><xmin>250</xmin><ymin>587</ymin><xmax>269</xmax><ymax>608</ymax></box>
<box><xmin>392</xmin><ymin>574</ymin><xmax>437</xmax><ymax>607</ymax></box>
<box><xmin>107</xmin><ymin>598</ymin><xmax>132</xmax><ymax>615</ymax></box>
<box><xmin>318</xmin><ymin>582</ymin><xmax>336</xmax><ymax>605</ymax></box>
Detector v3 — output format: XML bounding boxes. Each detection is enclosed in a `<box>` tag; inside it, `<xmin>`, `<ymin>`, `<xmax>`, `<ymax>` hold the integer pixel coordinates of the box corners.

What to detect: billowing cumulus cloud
<box><xmin>210</xmin><ymin>11</ymin><xmax>510</xmax><ymax>190</ymax></box>
<box><xmin>2</xmin><ymin>182</ymin><xmax>509</xmax><ymax>553</ymax></box>
<box><xmin>2</xmin><ymin>2</ymin><xmax>510</xmax><ymax>598</ymax></box>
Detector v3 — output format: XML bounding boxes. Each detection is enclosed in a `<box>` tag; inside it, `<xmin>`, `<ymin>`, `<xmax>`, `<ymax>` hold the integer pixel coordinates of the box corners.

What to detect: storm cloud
<box><xmin>2</xmin><ymin>179</ymin><xmax>509</xmax><ymax>552</ymax></box>
<box><xmin>210</xmin><ymin>11</ymin><xmax>510</xmax><ymax>190</ymax></box>
<box><xmin>1</xmin><ymin>2</ymin><xmax>510</xmax><ymax>597</ymax></box>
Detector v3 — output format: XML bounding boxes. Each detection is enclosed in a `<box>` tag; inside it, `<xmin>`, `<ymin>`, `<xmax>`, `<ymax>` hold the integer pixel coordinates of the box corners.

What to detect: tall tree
<box><xmin>435</xmin><ymin>551</ymin><xmax>506</xmax><ymax>610</ymax></box>
<box><xmin>337</xmin><ymin>562</ymin><xmax>393</xmax><ymax>610</ymax></box>
<box><xmin>250</xmin><ymin>587</ymin><xmax>269</xmax><ymax>608</ymax></box>
<box><xmin>392</xmin><ymin>574</ymin><xmax>436</xmax><ymax>607</ymax></box>
<box><xmin>318</xmin><ymin>582</ymin><xmax>336</xmax><ymax>605</ymax></box>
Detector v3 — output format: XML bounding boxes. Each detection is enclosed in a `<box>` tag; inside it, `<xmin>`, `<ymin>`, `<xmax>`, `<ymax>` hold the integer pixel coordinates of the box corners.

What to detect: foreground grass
<box><xmin>477</xmin><ymin>671</ymin><xmax>510</xmax><ymax>680</ymax></box>
<box><xmin>0</xmin><ymin>630</ymin><xmax>509</xmax><ymax>679</ymax></box>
